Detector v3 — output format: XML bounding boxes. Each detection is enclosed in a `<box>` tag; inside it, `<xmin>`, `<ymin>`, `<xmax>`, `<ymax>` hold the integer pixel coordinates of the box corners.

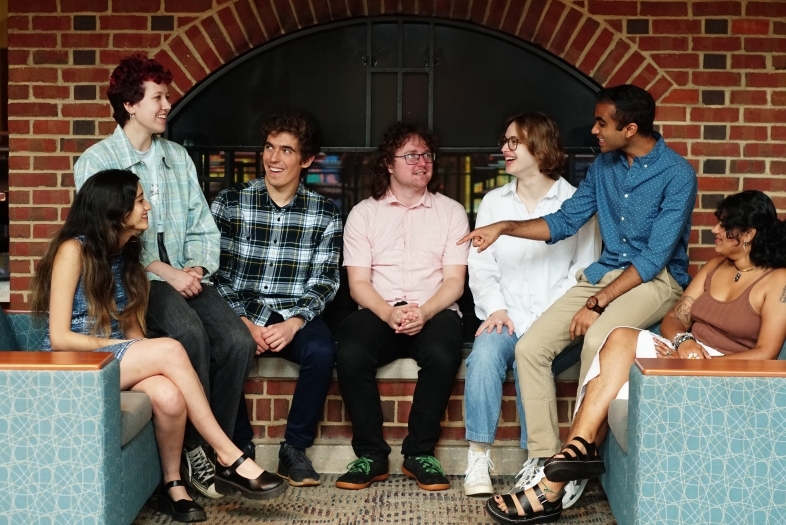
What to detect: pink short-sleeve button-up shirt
<box><xmin>343</xmin><ymin>190</ymin><xmax>470</xmax><ymax>312</ymax></box>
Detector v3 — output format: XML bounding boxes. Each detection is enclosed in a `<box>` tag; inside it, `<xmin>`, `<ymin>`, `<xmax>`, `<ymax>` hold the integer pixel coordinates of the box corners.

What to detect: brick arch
<box><xmin>150</xmin><ymin>0</ymin><xmax>675</xmax><ymax>105</ymax></box>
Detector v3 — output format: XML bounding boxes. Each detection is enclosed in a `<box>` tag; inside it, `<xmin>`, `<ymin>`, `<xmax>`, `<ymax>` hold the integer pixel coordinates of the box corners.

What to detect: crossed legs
<box><xmin>488</xmin><ymin>327</ymin><xmax>641</xmax><ymax>521</ymax></box>
<box><xmin>120</xmin><ymin>337</ymin><xmax>267</xmax><ymax>501</ymax></box>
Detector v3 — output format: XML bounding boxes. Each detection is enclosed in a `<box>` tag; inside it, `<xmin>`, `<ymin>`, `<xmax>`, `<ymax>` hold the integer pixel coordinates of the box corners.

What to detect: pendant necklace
<box><xmin>734</xmin><ymin>265</ymin><xmax>758</xmax><ymax>282</ymax></box>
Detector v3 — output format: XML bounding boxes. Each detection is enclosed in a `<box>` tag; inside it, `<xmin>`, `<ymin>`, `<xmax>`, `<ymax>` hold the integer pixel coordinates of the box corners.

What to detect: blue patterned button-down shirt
<box><xmin>543</xmin><ymin>133</ymin><xmax>696</xmax><ymax>288</ymax></box>
<box><xmin>211</xmin><ymin>178</ymin><xmax>342</xmax><ymax>325</ymax></box>
<box><xmin>74</xmin><ymin>126</ymin><xmax>220</xmax><ymax>281</ymax></box>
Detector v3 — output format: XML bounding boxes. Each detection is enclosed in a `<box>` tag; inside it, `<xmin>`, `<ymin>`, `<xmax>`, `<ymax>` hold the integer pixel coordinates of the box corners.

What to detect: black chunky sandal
<box><xmin>543</xmin><ymin>436</ymin><xmax>605</xmax><ymax>482</ymax></box>
<box><xmin>485</xmin><ymin>482</ymin><xmax>564</xmax><ymax>524</ymax></box>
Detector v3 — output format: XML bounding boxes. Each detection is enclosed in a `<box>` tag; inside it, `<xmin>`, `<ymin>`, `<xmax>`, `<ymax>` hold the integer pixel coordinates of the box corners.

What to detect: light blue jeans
<box><xmin>464</xmin><ymin>329</ymin><xmax>527</xmax><ymax>448</ymax></box>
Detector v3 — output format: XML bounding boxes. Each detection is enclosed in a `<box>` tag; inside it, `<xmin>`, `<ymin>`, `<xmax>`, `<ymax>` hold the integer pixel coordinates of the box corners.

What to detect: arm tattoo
<box><xmin>780</xmin><ymin>285</ymin><xmax>786</xmax><ymax>303</ymax></box>
<box><xmin>671</xmin><ymin>295</ymin><xmax>695</xmax><ymax>326</ymax></box>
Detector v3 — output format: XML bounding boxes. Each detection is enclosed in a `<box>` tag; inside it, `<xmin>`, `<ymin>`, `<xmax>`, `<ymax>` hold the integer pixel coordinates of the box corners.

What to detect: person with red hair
<box><xmin>74</xmin><ymin>55</ymin><xmax>262</xmax><ymax>507</ymax></box>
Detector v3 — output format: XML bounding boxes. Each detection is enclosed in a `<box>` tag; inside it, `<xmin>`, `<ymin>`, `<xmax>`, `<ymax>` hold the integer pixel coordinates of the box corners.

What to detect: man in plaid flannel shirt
<box><xmin>211</xmin><ymin>111</ymin><xmax>341</xmax><ymax>488</ymax></box>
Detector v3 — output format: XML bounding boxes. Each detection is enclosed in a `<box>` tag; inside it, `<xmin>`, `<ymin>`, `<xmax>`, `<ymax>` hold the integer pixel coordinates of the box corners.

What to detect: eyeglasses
<box><xmin>393</xmin><ymin>152</ymin><xmax>436</xmax><ymax>165</ymax></box>
<box><xmin>498</xmin><ymin>136</ymin><xmax>520</xmax><ymax>150</ymax></box>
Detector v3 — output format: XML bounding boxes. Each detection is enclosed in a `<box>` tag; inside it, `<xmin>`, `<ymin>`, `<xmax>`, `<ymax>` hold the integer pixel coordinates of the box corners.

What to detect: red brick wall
<box><xmin>244</xmin><ymin>376</ymin><xmax>580</xmax><ymax>444</ymax></box>
<box><xmin>7</xmin><ymin>0</ymin><xmax>786</xmax><ymax>304</ymax></box>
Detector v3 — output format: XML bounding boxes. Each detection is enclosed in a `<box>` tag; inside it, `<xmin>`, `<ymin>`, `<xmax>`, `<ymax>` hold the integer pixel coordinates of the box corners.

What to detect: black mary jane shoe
<box><xmin>214</xmin><ymin>451</ymin><xmax>287</xmax><ymax>500</ymax></box>
<box><xmin>151</xmin><ymin>480</ymin><xmax>207</xmax><ymax>523</ymax></box>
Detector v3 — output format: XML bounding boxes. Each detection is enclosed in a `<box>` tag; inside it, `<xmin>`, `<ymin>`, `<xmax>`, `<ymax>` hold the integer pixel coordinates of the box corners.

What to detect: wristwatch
<box><xmin>585</xmin><ymin>296</ymin><xmax>605</xmax><ymax>315</ymax></box>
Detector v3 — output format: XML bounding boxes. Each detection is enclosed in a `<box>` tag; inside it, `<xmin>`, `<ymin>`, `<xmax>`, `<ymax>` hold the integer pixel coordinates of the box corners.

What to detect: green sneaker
<box><xmin>402</xmin><ymin>455</ymin><xmax>450</xmax><ymax>491</ymax></box>
<box><xmin>335</xmin><ymin>456</ymin><xmax>389</xmax><ymax>490</ymax></box>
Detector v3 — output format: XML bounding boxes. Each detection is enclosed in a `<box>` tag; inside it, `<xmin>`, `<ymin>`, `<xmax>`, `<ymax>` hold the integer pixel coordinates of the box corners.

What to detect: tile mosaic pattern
<box><xmin>602</xmin><ymin>366</ymin><xmax>786</xmax><ymax>525</ymax></box>
<box><xmin>0</xmin><ymin>361</ymin><xmax>120</xmax><ymax>524</ymax></box>
<box><xmin>0</xmin><ymin>311</ymin><xmax>160</xmax><ymax>525</ymax></box>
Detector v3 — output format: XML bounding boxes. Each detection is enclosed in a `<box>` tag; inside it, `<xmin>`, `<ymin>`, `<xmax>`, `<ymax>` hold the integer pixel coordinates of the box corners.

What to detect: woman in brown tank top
<box><xmin>486</xmin><ymin>190</ymin><xmax>786</xmax><ymax>524</ymax></box>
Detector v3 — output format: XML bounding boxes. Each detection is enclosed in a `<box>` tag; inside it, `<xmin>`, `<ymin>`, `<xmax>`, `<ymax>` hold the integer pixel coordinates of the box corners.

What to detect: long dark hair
<box><xmin>371</xmin><ymin>122</ymin><xmax>440</xmax><ymax>200</ymax></box>
<box><xmin>32</xmin><ymin>170</ymin><xmax>150</xmax><ymax>335</ymax></box>
<box><xmin>715</xmin><ymin>190</ymin><xmax>786</xmax><ymax>268</ymax></box>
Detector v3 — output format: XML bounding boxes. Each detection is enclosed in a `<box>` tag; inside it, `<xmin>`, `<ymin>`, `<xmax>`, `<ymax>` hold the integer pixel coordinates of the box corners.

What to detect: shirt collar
<box><xmin>504</xmin><ymin>178</ymin><xmax>561</xmax><ymax>201</ymax></box>
<box><xmin>615</xmin><ymin>131</ymin><xmax>665</xmax><ymax>166</ymax></box>
<box><xmin>111</xmin><ymin>125</ymin><xmax>171</xmax><ymax>170</ymax></box>
<box><xmin>259</xmin><ymin>178</ymin><xmax>306</xmax><ymax>211</ymax></box>
<box><xmin>382</xmin><ymin>189</ymin><xmax>433</xmax><ymax>208</ymax></box>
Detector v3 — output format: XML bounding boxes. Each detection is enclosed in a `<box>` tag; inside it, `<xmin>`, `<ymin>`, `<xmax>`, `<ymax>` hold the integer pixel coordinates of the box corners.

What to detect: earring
<box><xmin>130</xmin><ymin>113</ymin><xmax>135</xmax><ymax>119</ymax></box>
<box><xmin>743</xmin><ymin>240</ymin><xmax>748</xmax><ymax>252</ymax></box>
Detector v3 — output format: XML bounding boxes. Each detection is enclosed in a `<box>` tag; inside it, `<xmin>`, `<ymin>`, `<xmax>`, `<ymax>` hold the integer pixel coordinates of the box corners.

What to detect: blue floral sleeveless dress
<box><xmin>43</xmin><ymin>242</ymin><xmax>141</xmax><ymax>361</ymax></box>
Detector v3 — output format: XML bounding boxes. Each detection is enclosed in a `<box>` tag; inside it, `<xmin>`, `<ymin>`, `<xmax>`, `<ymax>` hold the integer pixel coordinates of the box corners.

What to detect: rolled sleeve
<box><xmin>342</xmin><ymin>207</ymin><xmax>372</xmax><ymax>267</ymax></box>
<box><xmin>442</xmin><ymin>205</ymin><xmax>470</xmax><ymax>265</ymax></box>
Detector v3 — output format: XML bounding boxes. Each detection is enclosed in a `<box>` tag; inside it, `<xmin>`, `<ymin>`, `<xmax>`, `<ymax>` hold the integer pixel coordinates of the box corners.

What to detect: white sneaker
<box><xmin>562</xmin><ymin>478</ymin><xmax>588</xmax><ymax>509</ymax></box>
<box><xmin>463</xmin><ymin>448</ymin><xmax>495</xmax><ymax>496</ymax></box>
<box><xmin>509</xmin><ymin>457</ymin><xmax>545</xmax><ymax>493</ymax></box>
<box><xmin>181</xmin><ymin>445</ymin><xmax>223</xmax><ymax>499</ymax></box>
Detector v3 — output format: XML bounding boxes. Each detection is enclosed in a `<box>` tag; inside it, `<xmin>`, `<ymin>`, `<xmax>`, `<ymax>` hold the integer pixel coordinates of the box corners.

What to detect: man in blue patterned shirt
<box><xmin>460</xmin><ymin>85</ymin><xmax>696</xmax><ymax>503</ymax></box>
<box><xmin>211</xmin><ymin>111</ymin><xmax>342</xmax><ymax>488</ymax></box>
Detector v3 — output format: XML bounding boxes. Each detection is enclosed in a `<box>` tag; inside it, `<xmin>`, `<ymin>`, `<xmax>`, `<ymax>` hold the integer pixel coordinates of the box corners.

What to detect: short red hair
<box><xmin>107</xmin><ymin>54</ymin><xmax>173</xmax><ymax>127</ymax></box>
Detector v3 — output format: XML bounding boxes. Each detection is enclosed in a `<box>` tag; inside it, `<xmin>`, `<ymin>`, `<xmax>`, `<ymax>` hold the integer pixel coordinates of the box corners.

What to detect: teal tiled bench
<box><xmin>0</xmin><ymin>310</ymin><xmax>160</xmax><ymax>525</ymax></box>
<box><xmin>601</xmin><ymin>357</ymin><xmax>786</xmax><ymax>525</ymax></box>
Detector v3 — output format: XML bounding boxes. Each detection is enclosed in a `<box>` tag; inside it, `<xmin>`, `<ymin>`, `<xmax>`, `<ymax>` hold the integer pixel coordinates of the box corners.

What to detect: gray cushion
<box><xmin>120</xmin><ymin>391</ymin><xmax>153</xmax><ymax>447</ymax></box>
<box><xmin>607</xmin><ymin>399</ymin><xmax>628</xmax><ymax>454</ymax></box>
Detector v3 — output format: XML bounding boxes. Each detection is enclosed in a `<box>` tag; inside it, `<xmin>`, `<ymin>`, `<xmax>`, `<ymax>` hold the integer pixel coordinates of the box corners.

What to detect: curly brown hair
<box><xmin>371</xmin><ymin>123</ymin><xmax>440</xmax><ymax>200</ymax></box>
<box><xmin>504</xmin><ymin>113</ymin><xmax>565</xmax><ymax>180</ymax></box>
<box><xmin>261</xmin><ymin>111</ymin><xmax>321</xmax><ymax>160</ymax></box>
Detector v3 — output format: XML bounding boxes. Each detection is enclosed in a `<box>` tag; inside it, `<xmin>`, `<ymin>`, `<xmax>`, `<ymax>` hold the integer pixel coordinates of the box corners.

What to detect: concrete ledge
<box><xmin>253</xmin><ymin>442</ymin><xmax>530</xmax><ymax>476</ymax></box>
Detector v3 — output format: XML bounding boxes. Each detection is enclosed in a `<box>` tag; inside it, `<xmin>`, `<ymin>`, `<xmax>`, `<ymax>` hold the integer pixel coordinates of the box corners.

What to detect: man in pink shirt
<box><xmin>335</xmin><ymin>123</ymin><xmax>470</xmax><ymax>492</ymax></box>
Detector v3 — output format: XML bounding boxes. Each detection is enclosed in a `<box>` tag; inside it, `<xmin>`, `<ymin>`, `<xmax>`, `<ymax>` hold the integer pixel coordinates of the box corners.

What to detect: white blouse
<box><xmin>469</xmin><ymin>178</ymin><xmax>601</xmax><ymax>337</ymax></box>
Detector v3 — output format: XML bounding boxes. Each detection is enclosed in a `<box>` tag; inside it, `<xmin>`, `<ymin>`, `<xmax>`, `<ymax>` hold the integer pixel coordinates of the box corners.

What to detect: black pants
<box><xmin>146</xmin><ymin>281</ymin><xmax>256</xmax><ymax>446</ymax></box>
<box><xmin>233</xmin><ymin>313</ymin><xmax>336</xmax><ymax>449</ymax></box>
<box><xmin>336</xmin><ymin>308</ymin><xmax>463</xmax><ymax>461</ymax></box>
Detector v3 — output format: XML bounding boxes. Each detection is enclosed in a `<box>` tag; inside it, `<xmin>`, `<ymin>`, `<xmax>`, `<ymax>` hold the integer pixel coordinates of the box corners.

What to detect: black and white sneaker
<box><xmin>181</xmin><ymin>445</ymin><xmax>223</xmax><ymax>500</ymax></box>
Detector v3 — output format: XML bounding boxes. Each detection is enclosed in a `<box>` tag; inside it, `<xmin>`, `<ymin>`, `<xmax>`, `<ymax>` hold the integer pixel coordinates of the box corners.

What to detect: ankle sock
<box><xmin>469</xmin><ymin>441</ymin><xmax>491</xmax><ymax>454</ymax></box>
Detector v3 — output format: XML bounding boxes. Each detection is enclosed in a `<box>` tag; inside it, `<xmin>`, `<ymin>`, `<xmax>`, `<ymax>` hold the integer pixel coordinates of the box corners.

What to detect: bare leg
<box><xmin>490</xmin><ymin>327</ymin><xmax>640</xmax><ymax>517</ymax></box>
<box><xmin>132</xmin><ymin>375</ymin><xmax>191</xmax><ymax>501</ymax></box>
<box><xmin>567</xmin><ymin>327</ymin><xmax>640</xmax><ymax>447</ymax></box>
<box><xmin>119</xmin><ymin>338</ymin><xmax>263</xmax><ymax>479</ymax></box>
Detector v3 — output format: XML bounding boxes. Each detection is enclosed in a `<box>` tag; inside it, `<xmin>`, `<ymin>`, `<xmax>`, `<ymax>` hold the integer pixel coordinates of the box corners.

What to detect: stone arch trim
<box><xmin>150</xmin><ymin>0</ymin><xmax>675</xmax><ymax>105</ymax></box>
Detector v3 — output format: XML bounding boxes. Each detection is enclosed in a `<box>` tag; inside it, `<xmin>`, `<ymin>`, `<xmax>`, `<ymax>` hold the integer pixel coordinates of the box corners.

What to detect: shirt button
<box><xmin>273</xmin><ymin>239</ymin><xmax>277</xmax><ymax>244</ymax></box>
<box><xmin>623</xmin><ymin>253</ymin><xmax>627</xmax><ymax>257</ymax></box>
<box><xmin>246</xmin><ymin>236</ymin><xmax>250</xmax><ymax>240</ymax></box>
<box><xmin>624</xmin><ymin>194</ymin><xmax>628</xmax><ymax>198</ymax></box>
<box><xmin>644</xmin><ymin>164</ymin><xmax>648</xmax><ymax>168</ymax></box>
<box><xmin>622</xmin><ymin>238</ymin><xmax>627</xmax><ymax>242</ymax></box>
<box><xmin>264</xmin><ymin>285</ymin><xmax>268</xmax><ymax>289</ymax></box>
<box><xmin>621</xmin><ymin>217</ymin><xmax>625</xmax><ymax>221</ymax></box>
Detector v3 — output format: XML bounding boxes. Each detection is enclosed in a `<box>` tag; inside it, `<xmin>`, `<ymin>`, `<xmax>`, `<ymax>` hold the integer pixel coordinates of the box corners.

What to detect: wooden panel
<box><xmin>636</xmin><ymin>358</ymin><xmax>786</xmax><ymax>378</ymax></box>
<box><xmin>0</xmin><ymin>351</ymin><xmax>114</xmax><ymax>370</ymax></box>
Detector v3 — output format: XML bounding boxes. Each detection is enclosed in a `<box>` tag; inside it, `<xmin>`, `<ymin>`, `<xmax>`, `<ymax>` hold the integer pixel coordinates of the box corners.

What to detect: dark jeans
<box><xmin>336</xmin><ymin>308</ymin><xmax>463</xmax><ymax>461</ymax></box>
<box><xmin>234</xmin><ymin>313</ymin><xmax>336</xmax><ymax>450</ymax></box>
<box><xmin>146</xmin><ymin>281</ymin><xmax>256</xmax><ymax>447</ymax></box>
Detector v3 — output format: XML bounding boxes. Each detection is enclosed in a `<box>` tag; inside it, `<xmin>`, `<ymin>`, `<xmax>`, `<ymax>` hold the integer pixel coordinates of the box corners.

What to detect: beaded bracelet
<box><xmin>672</xmin><ymin>332</ymin><xmax>696</xmax><ymax>352</ymax></box>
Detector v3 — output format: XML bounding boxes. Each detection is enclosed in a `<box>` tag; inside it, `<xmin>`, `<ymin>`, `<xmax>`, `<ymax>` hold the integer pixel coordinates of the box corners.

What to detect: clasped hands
<box><xmin>247</xmin><ymin>317</ymin><xmax>304</xmax><ymax>355</ymax></box>
<box><xmin>387</xmin><ymin>303</ymin><xmax>427</xmax><ymax>335</ymax></box>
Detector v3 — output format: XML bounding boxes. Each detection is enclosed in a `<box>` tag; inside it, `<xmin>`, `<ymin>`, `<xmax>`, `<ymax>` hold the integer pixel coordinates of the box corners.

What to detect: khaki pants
<box><xmin>514</xmin><ymin>267</ymin><xmax>683</xmax><ymax>457</ymax></box>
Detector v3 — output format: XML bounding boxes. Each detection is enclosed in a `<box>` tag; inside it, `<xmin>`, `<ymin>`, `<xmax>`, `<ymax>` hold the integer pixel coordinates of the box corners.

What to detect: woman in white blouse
<box><xmin>463</xmin><ymin>113</ymin><xmax>600</xmax><ymax>506</ymax></box>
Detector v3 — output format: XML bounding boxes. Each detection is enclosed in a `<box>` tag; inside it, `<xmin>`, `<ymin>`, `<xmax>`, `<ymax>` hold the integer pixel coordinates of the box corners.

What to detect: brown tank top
<box><xmin>690</xmin><ymin>262</ymin><xmax>772</xmax><ymax>355</ymax></box>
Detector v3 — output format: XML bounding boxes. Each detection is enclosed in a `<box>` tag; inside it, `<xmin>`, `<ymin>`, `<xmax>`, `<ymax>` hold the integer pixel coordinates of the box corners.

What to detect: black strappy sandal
<box><xmin>484</xmin><ymin>482</ymin><xmax>564</xmax><ymax>524</ymax></box>
<box><xmin>543</xmin><ymin>436</ymin><xmax>605</xmax><ymax>482</ymax></box>
<box><xmin>213</xmin><ymin>451</ymin><xmax>287</xmax><ymax>500</ymax></box>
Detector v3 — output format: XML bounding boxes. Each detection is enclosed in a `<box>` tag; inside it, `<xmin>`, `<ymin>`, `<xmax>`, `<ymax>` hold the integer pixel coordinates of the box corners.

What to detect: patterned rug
<box><xmin>132</xmin><ymin>475</ymin><xmax>617</xmax><ymax>524</ymax></box>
